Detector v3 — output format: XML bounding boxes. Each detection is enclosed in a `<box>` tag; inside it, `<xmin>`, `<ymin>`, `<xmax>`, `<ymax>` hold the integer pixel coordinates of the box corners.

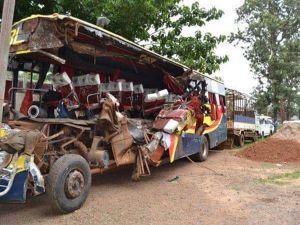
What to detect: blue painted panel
<box><xmin>208</xmin><ymin>114</ymin><xmax>227</xmax><ymax>148</ymax></box>
<box><xmin>234</xmin><ymin>115</ymin><xmax>255</xmax><ymax>124</ymax></box>
<box><xmin>0</xmin><ymin>171</ymin><xmax>28</xmax><ymax>202</ymax></box>
<box><xmin>174</xmin><ymin>133</ymin><xmax>202</xmax><ymax>160</ymax></box>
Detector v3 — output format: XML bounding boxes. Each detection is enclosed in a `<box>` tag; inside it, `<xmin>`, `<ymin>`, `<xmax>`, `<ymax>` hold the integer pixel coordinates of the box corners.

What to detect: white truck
<box><xmin>226</xmin><ymin>89</ymin><xmax>257</xmax><ymax>147</ymax></box>
<box><xmin>255</xmin><ymin>115</ymin><xmax>275</xmax><ymax>137</ymax></box>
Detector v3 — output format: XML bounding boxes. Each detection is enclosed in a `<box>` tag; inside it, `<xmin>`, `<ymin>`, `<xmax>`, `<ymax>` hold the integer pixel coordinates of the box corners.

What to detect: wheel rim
<box><xmin>202</xmin><ymin>140</ymin><xmax>208</xmax><ymax>156</ymax></box>
<box><xmin>64</xmin><ymin>170</ymin><xmax>85</xmax><ymax>199</ymax></box>
<box><xmin>240</xmin><ymin>135</ymin><xmax>244</xmax><ymax>146</ymax></box>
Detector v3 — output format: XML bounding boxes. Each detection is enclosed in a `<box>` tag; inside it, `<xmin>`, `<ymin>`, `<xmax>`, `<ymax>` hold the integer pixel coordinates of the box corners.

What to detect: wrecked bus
<box><xmin>0</xmin><ymin>14</ymin><xmax>227</xmax><ymax>213</ymax></box>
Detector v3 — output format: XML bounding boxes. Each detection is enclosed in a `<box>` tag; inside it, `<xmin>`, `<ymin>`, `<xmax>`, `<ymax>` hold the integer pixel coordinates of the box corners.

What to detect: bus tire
<box><xmin>194</xmin><ymin>136</ymin><xmax>209</xmax><ymax>162</ymax></box>
<box><xmin>47</xmin><ymin>154</ymin><xmax>91</xmax><ymax>213</ymax></box>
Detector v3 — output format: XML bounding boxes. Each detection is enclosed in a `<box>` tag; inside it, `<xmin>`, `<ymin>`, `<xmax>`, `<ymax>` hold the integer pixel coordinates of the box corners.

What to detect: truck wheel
<box><xmin>193</xmin><ymin>136</ymin><xmax>209</xmax><ymax>162</ymax></box>
<box><xmin>252</xmin><ymin>133</ymin><xmax>258</xmax><ymax>142</ymax></box>
<box><xmin>47</xmin><ymin>154</ymin><xmax>91</xmax><ymax>213</ymax></box>
<box><xmin>239</xmin><ymin>133</ymin><xmax>245</xmax><ymax>147</ymax></box>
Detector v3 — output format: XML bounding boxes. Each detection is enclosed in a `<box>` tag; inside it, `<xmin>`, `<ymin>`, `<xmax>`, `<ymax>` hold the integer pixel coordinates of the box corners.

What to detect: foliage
<box><xmin>252</xmin><ymin>87</ymin><xmax>271</xmax><ymax>115</ymax></box>
<box><xmin>231</xmin><ymin>0</ymin><xmax>300</xmax><ymax>120</ymax></box>
<box><xmin>0</xmin><ymin>0</ymin><xmax>228</xmax><ymax>74</ymax></box>
<box><xmin>147</xmin><ymin>1</ymin><xmax>228</xmax><ymax>73</ymax></box>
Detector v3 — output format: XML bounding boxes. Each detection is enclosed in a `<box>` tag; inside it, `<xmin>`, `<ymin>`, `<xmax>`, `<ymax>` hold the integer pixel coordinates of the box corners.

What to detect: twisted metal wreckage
<box><xmin>0</xmin><ymin>14</ymin><xmax>227</xmax><ymax>213</ymax></box>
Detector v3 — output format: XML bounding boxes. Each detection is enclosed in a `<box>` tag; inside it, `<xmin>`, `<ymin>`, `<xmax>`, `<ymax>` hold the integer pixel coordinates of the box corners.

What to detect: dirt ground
<box><xmin>0</xmin><ymin>150</ymin><xmax>299</xmax><ymax>225</ymax></box>
<box><xmin>237</xmin><ymin>139</ymin><xmax>300</xmax><ymax>163</ymax></box>
<box><xmin>238</xmin><ymin>122</ymin><xmax>300</xmax><ymax>163</ymax></box>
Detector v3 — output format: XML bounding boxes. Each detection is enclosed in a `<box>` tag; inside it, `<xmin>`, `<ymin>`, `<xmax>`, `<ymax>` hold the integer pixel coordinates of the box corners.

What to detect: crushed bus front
<box><xmin>0</xmin><ymin>153</ymin><xmax>44</xmax><ymax>202</ymax></box>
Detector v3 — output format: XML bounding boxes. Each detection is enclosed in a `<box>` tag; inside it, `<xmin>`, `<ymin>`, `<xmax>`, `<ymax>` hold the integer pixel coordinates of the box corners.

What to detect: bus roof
<box><xmin>11</xmin><ymin>14</ymin><xmax>224</xmax><ymax>85</ymax></box>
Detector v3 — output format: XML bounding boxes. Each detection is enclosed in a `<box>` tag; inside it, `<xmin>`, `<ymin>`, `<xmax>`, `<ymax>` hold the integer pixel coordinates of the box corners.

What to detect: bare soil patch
<box><xmin>237</xmin><ymin>139</ymin><xmax>300</xmax><ymax>163</ymax></box>
<box><xmin>238</xmin><ymin>122</ymin><xmax>300</xmax><ymax>163</ymax></box>
<box><xmin>272</xmin><ymin>122</ymin><xmax>300</xmax><ymax>143</ymax></box>
<box><xmin>0</xmin><ymin>151</ymin><xmax>299</xmax><ymax>225</ymax></box>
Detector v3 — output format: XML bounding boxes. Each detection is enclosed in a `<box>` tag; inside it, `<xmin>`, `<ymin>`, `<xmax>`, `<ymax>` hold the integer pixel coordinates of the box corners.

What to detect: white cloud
<box><xmin>182</xmin><ymin>0</ymin><xmax>257</xmax><ymax>94</ymax></box>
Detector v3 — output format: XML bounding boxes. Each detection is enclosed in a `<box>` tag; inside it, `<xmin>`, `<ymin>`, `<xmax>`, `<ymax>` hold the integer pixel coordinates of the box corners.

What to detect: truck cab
<box><xmin>255</xmin><ymin>115</ymin><xmax>274</xmax><ymax>137</ymax></box>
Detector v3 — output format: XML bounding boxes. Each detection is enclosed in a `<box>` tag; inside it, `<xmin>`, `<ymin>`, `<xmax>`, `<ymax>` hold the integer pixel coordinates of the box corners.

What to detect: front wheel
<box><xmin>47</xmin><ymin>154</ymin><xmax>91</xmax><ymax>213</ymax></box>
<box><xmin>193</xmin><ymin>136</ymin><xmax>209</xmax><ymax>162</ymax></box>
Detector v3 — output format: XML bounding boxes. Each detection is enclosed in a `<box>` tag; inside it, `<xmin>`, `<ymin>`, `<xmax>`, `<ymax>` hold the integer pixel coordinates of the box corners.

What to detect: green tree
<box><xmin>231</xmin><ymin>0</ymin><xmax>300</xmax><ymax>120</ymax></box>
<box><xmin>0</xmin><ymin>0</ymin><xmax>228</xmax><ymax>74</ymax></box>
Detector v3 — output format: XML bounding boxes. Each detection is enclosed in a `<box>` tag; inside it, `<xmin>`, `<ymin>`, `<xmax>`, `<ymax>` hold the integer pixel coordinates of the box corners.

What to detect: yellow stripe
<box><xmin>203</xmin><ymin>114</ymin><xmax>223</xmax><ymax>134</ymax></box>
<box><xmin>16</xmin><ymin>50</ymin><xmax>31</xmax><ymax>54</ymax></box>
<box><xmin>204</xmin><ymin>115</ymin><xmax>213</xmax><ymax>126</ymax></box>
<box><xmin>170</xmin><ymin>135</ymin><xmax>179</xmax><ymax>163</ymax></box>
<box><xmin>185</xmin><ymin>128</ymin><xmax>195</xmax><ymax>134</ymax></box>
<box><xmin>16</xmin><ymin>155</ymin><xmax>29</xmax><ymax>172</ymax></box>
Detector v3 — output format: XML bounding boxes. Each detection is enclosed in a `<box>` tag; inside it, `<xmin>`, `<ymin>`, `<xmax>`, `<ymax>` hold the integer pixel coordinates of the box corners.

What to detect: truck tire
<box><xmin>47</xmin><ymin>154</ymin><xmax>91</xmax><ymax>213</ymax></box>
<box><xmin>238</xmin><ymin>133</ymin><xmax>245</xmax><ymax>147</ymax></box>
<box><xmin>193</xmin><ymin>136</ymin><xmax>209</xmax><ymax>162</ymax></box>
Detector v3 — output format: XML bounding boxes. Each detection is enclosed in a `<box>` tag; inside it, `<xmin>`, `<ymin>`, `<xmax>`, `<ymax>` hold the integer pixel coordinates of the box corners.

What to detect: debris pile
<box><xmin>271</xmin><ymin>121</ymin><xmax>300</xmax><ymax>144</ymax></box>
<box><xmin>237</xmin><ymin>122</ymin><xmax>300</xmax><ymax>163</ymax></box>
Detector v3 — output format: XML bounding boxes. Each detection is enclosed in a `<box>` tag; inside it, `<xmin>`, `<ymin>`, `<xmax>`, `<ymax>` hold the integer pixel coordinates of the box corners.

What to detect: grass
<box><xmin>258</xmin><ymin>171</ymin><xmax>300</xmax><ymax>185</ymax></box>
<box><xmin>261</xmin><ymin>162</ymin><xmax>275</xmax><ymax>169</ymax></box>
<box><xmin>231</xmin><ymin>184</ymin><xmax>241</xmax><ymax>191</ymax></box>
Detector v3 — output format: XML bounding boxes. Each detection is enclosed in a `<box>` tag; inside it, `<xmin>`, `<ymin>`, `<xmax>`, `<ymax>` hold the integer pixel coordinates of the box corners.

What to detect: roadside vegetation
<box><xmin>0</xmin><ymin>0</ymin><xmax>228</xmax><ymax>74</ymax></box>
<box><xmin>231</xmin><ymin>0</ymin><xmax>300</xmax><ymax>121</ymax></box>
<box><xmin>258</xmin><ymin>171</ymin><xmax>300</xmax><ymax>185</ymax></box>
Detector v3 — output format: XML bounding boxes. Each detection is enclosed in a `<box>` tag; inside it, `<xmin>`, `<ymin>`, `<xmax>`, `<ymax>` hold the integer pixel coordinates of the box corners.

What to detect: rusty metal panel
<box><xmin>110</xmin><ymin>119</ymin><xmax>135</xmax><ymax>166</ymax></box>
<box><xmin>29</xmin><ymin>20</ymin><xmax>64</xmax><ymax>51</ymax></box>
<box><xmin>8</xmin><ymin>120</ymin><xmax>44</xmax><ymax>130</ymax></box>
<box><xmin>28</xmin><ymin>118</ymin><xmax>95</xmax><ymax>126</ymax></box>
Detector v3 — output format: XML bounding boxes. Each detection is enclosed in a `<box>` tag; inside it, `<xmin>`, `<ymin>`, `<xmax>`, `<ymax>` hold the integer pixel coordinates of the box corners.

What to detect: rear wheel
<box><xmin>193</xmin><ymin>136</ymin><xmax>209</xmax><ymax>162</ymax></box>
<box><xmin>238</xmin><ymin>133</ymin><xmax>245</xmax><ymax>147</ymax></box>
<box><xmin>47</xmin><ymin>154</ymin><xmax>91</xmax><ymax>213</ymax></box>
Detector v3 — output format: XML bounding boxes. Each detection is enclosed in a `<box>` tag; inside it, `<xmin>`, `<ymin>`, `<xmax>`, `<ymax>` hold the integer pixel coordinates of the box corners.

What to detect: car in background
<box><xmin>255</xmin><ymin>115</ymin><xmax>275</xmax><ymax>137</ymax></box>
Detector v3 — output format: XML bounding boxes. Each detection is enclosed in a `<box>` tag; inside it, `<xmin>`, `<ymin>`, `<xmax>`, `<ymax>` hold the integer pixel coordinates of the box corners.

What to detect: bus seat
<box><xmin>73</xmin><ymin>73</ymin><xmax>101</xmax><ymax>105</ymax></box>
<box><xmin>52</xmin><ymin>72</ymin><xmax>79</xmax><ymax>109</ymax></box>
<box><xmin>100</xmin><ymin>81</ymin><xmax>122</xmax><ymax>102</ymax></box>
<box><xmin>133</xmin><ymin>84</ymin><xmax>144</xmax><ymax>107</ymax></box>
<box><xmin>143</xmin><ymin>89</ymin><xmax>167</xmax><ymax>118</ymax></box>
<box><xmin>120</xmin><ymin>81</ymin><xmax>134</xmax><ymax>111</ymax></box>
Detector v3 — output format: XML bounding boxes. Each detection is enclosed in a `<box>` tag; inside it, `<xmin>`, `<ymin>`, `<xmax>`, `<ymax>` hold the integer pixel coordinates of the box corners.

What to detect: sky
<box><xmin>183</xmin><ymin>0</ymin><xmax>257</xmax><ymax>94</ymax></box>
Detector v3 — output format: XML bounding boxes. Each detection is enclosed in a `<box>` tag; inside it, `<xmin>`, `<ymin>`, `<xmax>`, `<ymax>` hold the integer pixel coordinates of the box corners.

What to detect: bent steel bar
<box><xmin>0</xmin><ymin>167</ymin><xmax>17</xmax><ymax>197</ymax></box>
<box><xmin>36</xmin><ymin>50</ymin><xmax>66</xmax><ymax>64</ymax></box>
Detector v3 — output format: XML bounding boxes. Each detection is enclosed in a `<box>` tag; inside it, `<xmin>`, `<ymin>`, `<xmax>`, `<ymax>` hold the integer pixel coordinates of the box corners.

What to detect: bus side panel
<box><xmin>169</xmin><ymin>133</ymin><xmax>202</xmax><ymax>163</ymax></box>
<box><xmin>0</xmin><ymin>171</ymin><xmax>28</xmax><ymax>202</ymax></box>
<box><xmin>206</xmin><ymin>114</ymin><xmax>227</xmax><ymax>148</ymax></box>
